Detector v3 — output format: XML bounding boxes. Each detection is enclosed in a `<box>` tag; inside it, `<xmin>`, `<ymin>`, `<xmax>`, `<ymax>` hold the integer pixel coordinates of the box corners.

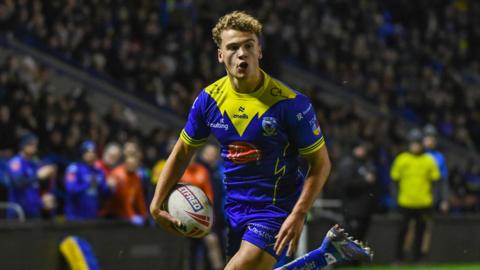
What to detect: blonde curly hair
<box><xmin>212</xmin><ymin>11</ymin><xmax>263</xmax><ymax>47</ymax></box>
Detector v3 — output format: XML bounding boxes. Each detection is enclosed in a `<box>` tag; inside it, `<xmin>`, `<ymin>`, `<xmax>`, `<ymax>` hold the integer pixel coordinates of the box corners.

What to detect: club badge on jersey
<box><xmin>262</xmin><ymin>117</ymin><xmax>278</xmax><ymax>136</ymax></box>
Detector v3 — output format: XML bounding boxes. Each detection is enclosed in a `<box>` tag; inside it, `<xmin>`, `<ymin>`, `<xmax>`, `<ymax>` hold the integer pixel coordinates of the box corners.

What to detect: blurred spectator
<box><xmin>462</xmin><ymin>162</ymin><xmax>480</xmax><ymax>211</ymax></box>
<box><xmin>63</xmin><ymin>140</ymin><xmax>114</xmax><ymax>220</ymax></box>
<box><xmin>423</xmin><ymin>124</ymin><xmax>449</xmax><ymax>213</ymax></box>
<box><xmin>95</xmin><ymin>142</ymin><xmax>122</xmax><ymax>176</ymax></box>
<box><xmin>0</xmin><ymin>104</ymin><xmax>15</xmax><ymax>158</ymax></box>
<box><xmin>390</xmin><ymin>129</ymin><xmax>441</xmax><ymax>263</ymax></box>
<box><xmin>197</xmin><ymin>143</ymin><xmax>227</xmax><ymax>259</ymax></box>
<box><xmin>151</xmin><ymin>137</ymin><xmax>177</xmax><ymax>186</ymax></box>
<box><xmin>5</xmin><ymin>0</ymin><xmax>480</xmax><ymax>154</ymax></box>
<box><xmin>0</xmin><ymin>0</ymin><xmax>479</xmax><ymax>223</ymax></box>
<box><xmin>7</xmin><ymin>133</ymin><xmax>56</xmax><ymax>219</ymax></box>
<box><xmin>0</xmin><ymin>159</ymin><xmax>9</xmax><ymax>208</ymax></box>
<box><xmin>180</xmin><ymin>156</ymin><xmax>214</xmax><ymax>204</ymax></box>
<box><xmin>336</xmin><ymin>141</ymin><xmax>376</xmax><ymax>243</ymax></box>
<box><xmin>123</xmin><ymin>140</ymin><xmax>153</xmax><ymax>205</ymax></box>
<box><xmin>101</xmin><ymin>154</ymin><xmax>147</xmax><ymax>225</ymax></box>
<box><xmin>180</xmin><ymin>155</ymin><xmax>224</xmax><ymax>270</ymax></box>
<box><xmin>450</xmin><ymin>160</ymin><xmax>480</xmax><ymax>212</ymax></box>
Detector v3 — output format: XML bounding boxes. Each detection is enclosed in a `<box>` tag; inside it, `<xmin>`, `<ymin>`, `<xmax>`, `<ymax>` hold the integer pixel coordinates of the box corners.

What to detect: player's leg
<box><xmin>413</xmin><ymin>208</ymin><xmax>431</xmax><ymax>262</ymax></box>
<box><xmin>225</xmin><ymin>240</ymin><xmax>277</xmax><ymax>270</ymax></box>
<box><xmin>275</xmin><ymin>225</ymin><xmax>373</xmax><ymax>270</ymax></box>
<box><xmin>395</xmin><ymin>207</ymin><xmax>411</xmax><ymax>262</ymax></box>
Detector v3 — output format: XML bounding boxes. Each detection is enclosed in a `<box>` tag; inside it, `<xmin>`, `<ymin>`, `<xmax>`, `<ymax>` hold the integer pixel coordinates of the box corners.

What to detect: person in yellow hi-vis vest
<box><xmin>390</xmin><ymin>129</ymin><xmax>441</xmax><ymax>264</ymax></box>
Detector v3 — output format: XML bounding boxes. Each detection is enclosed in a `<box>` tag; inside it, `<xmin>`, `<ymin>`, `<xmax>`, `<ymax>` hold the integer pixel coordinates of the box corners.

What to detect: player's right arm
<box><xmin>150</xmin><ymin>138</ymin><xmax>197</xmax><ymax>234</ymax></box>
<box><xmin>151</xmin><ymin>90</ymin><xmax>210</xmax><ymax>235</ymax></box>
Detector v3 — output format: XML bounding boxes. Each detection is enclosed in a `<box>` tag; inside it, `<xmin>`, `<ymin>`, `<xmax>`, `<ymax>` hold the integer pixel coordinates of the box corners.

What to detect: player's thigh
<box><xmin>224</xmin><ymin>240</ymin><xmax>277</xmax><ymax>270</ymax></box>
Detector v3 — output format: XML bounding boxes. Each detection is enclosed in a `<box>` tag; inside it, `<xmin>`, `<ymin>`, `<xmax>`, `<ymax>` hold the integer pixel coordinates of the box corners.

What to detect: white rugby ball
<box><xmin>167</xmin><ymin>184</ymin><xmax>213</xmax><ymax>238</ymax></box>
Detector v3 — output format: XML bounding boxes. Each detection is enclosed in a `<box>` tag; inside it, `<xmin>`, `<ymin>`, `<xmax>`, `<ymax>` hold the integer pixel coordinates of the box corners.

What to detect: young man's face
<box><xmin>218</xmin><ymin>29</ymin><xmax>262</xmax><ymax>80</ymax></box>
<box><xmin>124</xmin><ymin>155</ymin><xmax>139</xmax><ymax>173</ymax></box>
<box><xmin>23</xmin><ymin>142</ymin><xmax>38</xmax><ymax>157</ymax></box>
<box><xmin>409</xmin><ymin>141</ymin><xmax>423</xmax><ymax>155</ymax></box>
<box><xmin>83</xmin><ymin>150</ymin><xmax>97</xmax><ymax>165</ymax></box>
<box><xmin>423</xmin><ymin>135</ymin><xmax>437</xmax><ymax>149</ymax></box>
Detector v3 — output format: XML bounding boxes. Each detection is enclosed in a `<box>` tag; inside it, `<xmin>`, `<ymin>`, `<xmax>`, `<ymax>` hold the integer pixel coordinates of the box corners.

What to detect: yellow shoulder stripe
<box><xmin>298</xmin><ymin>137</ymin><xmax>325</xmax><ymax>155</ymax></box>
<box><xmin>180</xmin><ymin>129</ymin><xmax>207</xmax><ymax>147</ymax></box>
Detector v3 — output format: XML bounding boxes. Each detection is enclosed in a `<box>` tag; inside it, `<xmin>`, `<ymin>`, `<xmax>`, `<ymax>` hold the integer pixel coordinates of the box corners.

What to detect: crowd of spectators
<box><xmin>1</xmin><ymin>0</ymin><xmax>479</xmax><ymax>150</ymax></box>
<box><xmin>0</xmin><ymin>0</ymin><xmax>479</xmax><ymax>221</ymax></box>
<box><xmin>0</xmin><ymin>51</ymin><xmax>182</xmax><ymax>221</ymax></box>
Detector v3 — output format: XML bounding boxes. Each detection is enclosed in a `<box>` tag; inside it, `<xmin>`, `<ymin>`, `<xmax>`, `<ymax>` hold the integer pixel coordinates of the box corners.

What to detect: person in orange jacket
<box><xmin>180</xmin><ymin>155</ymin><xmax>224</xmax><ymax>270</ymax></box>
<box><xmin>102</xmin><ymin>154</ymin><xmax>147</xmax><ymax>224</ymax></box>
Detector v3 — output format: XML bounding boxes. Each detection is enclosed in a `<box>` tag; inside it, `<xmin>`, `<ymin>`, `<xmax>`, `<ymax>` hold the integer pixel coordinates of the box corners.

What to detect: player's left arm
<box><xmin>274</xmin><ymin>95</ymin><xmax>332</xmax><ymax>256</ymax></box>
<box><xmin>274</xmin><ymin>145</ymin><xmax>331</xmax><ymax>256</ymax></box>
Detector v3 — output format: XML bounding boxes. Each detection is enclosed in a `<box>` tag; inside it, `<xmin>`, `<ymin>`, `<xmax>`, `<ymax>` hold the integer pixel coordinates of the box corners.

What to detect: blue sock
<box><xmin>277</xmin><ymin>248</ymin><xmax>328</xmax><ymax>270</ymax></box>
<box><xmin>276</xmin><ymin>237</ymin><xmax>341</xmax><ymax>270</ymax></box>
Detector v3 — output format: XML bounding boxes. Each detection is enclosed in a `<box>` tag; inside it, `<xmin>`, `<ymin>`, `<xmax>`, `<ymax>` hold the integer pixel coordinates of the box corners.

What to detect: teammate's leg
<box><xmin>225</xmin><ymin>240</ymin><xmax>277</xmax><ymax>270</ymax></box>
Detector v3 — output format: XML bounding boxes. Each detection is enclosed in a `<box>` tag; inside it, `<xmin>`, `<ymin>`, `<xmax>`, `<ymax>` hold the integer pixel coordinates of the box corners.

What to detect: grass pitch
<box><xmin>340</xmin><ymin>264</ymin><xmax>480</xmax><ymax>270</ymax></box>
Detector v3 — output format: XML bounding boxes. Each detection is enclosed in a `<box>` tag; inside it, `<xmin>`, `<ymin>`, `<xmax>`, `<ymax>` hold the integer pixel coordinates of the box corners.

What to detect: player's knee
<box><xmin>228</xmin><ymin>250</ymin><xmax>274</xmax><ymax>270</ymax></box>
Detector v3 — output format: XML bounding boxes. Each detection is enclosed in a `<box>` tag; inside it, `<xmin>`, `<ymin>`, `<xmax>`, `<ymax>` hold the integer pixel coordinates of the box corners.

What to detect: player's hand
<box><xmin>41</xmin><ymin>193</ymin><xmax>56</xmax><ymax>210</ymax></box>
<box><xmin>37</xmin><ymin>165</ymin><xmax>57</xmax><ymax>180</ymax></box>
<box><xmin>150</xmin><ymin>207</ymin><xmax>184</xmax><ymax>236</ymax></box>
<box><xmin>274</xmin><ymin>211</ymin><xmax>306</xmax><ymax>257</ymax></box>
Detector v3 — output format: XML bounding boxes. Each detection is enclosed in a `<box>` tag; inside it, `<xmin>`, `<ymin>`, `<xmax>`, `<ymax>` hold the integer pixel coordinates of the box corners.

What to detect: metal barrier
<box><xmin>0</xmin><ymin>202</ymin><xmax>26</xmax><ymax>222</ymax></box>
<box><xmin>311</xmin><ymin>198</ymin><xmax>343</xmax><ymax>224</ymax></box>
<box><xmin>295</xmin><ymin>199</ymin><xmax>343</xmax><ymax>258</ymax></box>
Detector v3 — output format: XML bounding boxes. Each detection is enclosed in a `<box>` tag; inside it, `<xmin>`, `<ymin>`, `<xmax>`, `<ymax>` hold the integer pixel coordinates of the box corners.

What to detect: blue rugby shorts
<box><xmin>225</xmin><ymin>200</ymin><xmax>295</xmax><ymax>260</ymax></box>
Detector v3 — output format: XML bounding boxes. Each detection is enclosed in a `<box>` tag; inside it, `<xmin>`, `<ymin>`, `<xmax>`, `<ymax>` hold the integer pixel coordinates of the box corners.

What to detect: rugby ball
<box><xmin>167</xmin><ymin>184</ymin><xmax>213</xmax><ymax>238</ymax></box>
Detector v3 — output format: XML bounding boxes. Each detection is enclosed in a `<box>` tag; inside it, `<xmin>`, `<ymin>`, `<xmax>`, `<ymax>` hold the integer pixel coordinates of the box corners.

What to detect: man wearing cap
<box><xmin>336</xmin><ymin>142</ymin><xmax>376</xmax><ymax>245</ymax></box>
<box><xmin>423</xmin><ymin>125</ymin><xmax>449</xmax><ymax>213</ymax></box>
<box><xmin>64</xmin><ymin>140</ymin><xmax>115</xmax><ymax>220</ymax></box>
<box><xmin>390</xmin><ymin>129</ymin><xmax>441</xmax><ymax>263</ymax></box>
<box><xmin>7</xmin><ymin>133</ymin><xmax>57</xmax><ymax>219</ymax></box>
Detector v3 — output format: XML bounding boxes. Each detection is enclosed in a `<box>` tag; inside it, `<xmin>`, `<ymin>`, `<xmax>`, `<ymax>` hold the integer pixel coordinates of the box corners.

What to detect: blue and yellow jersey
<box><xmin>181</xmin><ymin>70</ymin><xmax>325</xmax><ymax>205</ymax></box>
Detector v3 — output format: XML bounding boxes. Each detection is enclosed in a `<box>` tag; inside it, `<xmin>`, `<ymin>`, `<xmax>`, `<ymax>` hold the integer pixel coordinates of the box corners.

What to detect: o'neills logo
<box><xmin>233</xmin><ymin>113</ymin><xmax>248</xmax><ymax>119</ymax></box>
<box><xmin>227</xmin><ymin>142</ymin><xmax>261</xmax><ymax>164</ymax></box>
<box><xmin>178</xmin><ymin>186</ymin><xmax>204</xmax><ymax>212</ymax></box>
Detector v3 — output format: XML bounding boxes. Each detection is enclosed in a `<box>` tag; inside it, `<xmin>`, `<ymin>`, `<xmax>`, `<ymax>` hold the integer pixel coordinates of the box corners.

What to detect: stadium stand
<box><xmin>0</xmin><ymin>0</ymin><xmax>480</xmax><ymax>268</ymax></box>
<box><xmin>0</xmin><ymin>0</ymin><xmax>478</xmax><ymax>221</ymax></box>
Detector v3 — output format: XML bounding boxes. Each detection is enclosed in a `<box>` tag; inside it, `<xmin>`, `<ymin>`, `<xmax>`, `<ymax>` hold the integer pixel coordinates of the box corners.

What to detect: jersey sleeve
<box><xmin>438</xmin><ymin>154</ymin><xmax>448</xmax><ymax>179</ymax></box>
<box><xmin>428</xmin><ymin>156</ymin><xmax>441</xmax><ymax>182</ymax></box>
<box><xmin>180</xmin><ymin>91</ymin><xmax>210</xmax><ymax>147</ymax></box>
<box><xmin>64</xmin><ymin>164</ymin><xmax>90</xmax><ymax>194</ymax></box>
<box><xmin>287</xmin><ymin>95</ymin><xmax>325</xmax><ymax>155</ymax></box>
<box><xmin>390</xmin><ymin>154</ymin><xmax>404</xmax><ymax>182</ymax></box>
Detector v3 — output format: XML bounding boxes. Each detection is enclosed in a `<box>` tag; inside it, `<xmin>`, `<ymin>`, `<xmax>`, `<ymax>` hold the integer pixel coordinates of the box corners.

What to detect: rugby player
<box><xmin>151</xmin><ymin>11</ymin><xmax>372</xmax><ymax>270</ymax></box>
